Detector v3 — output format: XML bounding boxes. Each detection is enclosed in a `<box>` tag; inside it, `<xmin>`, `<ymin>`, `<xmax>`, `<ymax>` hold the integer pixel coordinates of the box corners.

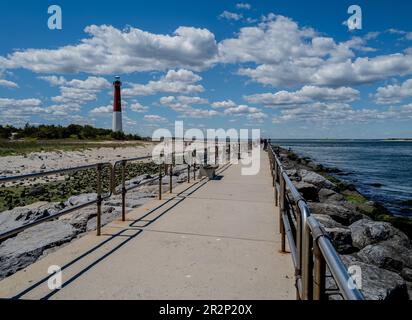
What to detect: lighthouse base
<box><xmin>112</xmin><ymin>112</ymin><xmax>123</xmax><ymax>132</ymax></box>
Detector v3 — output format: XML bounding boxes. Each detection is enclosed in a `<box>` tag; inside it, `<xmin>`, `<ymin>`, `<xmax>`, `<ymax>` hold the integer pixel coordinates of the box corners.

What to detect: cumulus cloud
<box><xmin>0</xmin><ymin>25</ymin><xmax>218</xmax><ymax>74</ymax></box>
<box><xmin>224</xmin><ymin>104</ymin><xmax>267</xmax><ymax>120</ymax></box>
<box><xmin>219</xmin><ymin>11</ymin><xmax>243</xmax><ymax>21</ymax></box>
<box><xmin>219</xmin><ymin>14</ymin><xmax>412</xmax><ymax>87</ymax></box>
<box><xmin>374</xmin><ymin>78</ymin><xmax>412</xmax><ymax>104</ymax></box>
<box><xmin>123</xmin><ymin>69</ymin><xmax>204</xmax><ymax>97</ymax></box>
<box><xmin>39</xmin><ymin>76</ymin><xmax>111</xmax><ymax>105</ymax></box>
<box><xmin>0</xmin><ymin>98</ymin><xmax>42</xmax><ymax>108</ymax></box>
<box><xmin>211</xmin><ymin>99</ymin><xmax>237</xmax><ymax>108</ymax></box>
<box><xmin>272</xmin><ymin>102</ymin><xmax>412</xmax><ymax>124</ymax></box>
<box><xmin>144</xmin><ymin>114</ymin><xmax>168</xmax><ymax>123</ymax></box>
<box><xmin>159</xmin><ymin>95</ymin><xmax>218</xmax><ymax>118</ymax></box>
<box><xmin>236</xmin><ymin>3</ymin><xmax>251</xmax><ymax>10</ymax></box>
<box><xmin>245</xmin><ymin>86</ymin><xmax>360</xmax><ymax>107</ymax></box>
<box><xmin>130</xmin><ymin>102</ymin><xmax>149</xmax><ymax>113</ymax></box>
<box><xmin>90</xmin><ymin>105</ymin><xmax>112</xmax><ymax>114</ymax></box>
<box><xmin>0</xmin><ymin>79</ymin><xmax>19</xmax><ymax>88</ymax></box>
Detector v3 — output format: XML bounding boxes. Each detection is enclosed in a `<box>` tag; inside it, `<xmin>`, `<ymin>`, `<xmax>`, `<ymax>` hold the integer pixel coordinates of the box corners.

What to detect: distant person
<box><xmin>263</xmin><ymin>139</ymin><xmax>268</xmax><ymax>151</ymax></box>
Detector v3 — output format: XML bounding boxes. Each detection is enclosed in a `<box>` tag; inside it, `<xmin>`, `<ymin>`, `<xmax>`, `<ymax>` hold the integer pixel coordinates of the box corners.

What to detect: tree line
<box><xmin>0</xmin><ymin>124</ymin><xmax>143</xmax><ymax>141</ymax></box>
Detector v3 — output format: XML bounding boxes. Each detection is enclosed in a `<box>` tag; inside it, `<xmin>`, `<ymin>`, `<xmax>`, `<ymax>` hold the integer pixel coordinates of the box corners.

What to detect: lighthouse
<box><xmin>112</xmin><ymin>76</ymin><xmax>123</xmax><ymax>133</ymax></box>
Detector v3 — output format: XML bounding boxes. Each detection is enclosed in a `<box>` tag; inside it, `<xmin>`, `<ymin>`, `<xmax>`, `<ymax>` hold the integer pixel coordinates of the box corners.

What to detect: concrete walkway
<box><xmin>0</xmin><ymin>150</ymin><xmax>294</xmax><ymax>300</ymax></box>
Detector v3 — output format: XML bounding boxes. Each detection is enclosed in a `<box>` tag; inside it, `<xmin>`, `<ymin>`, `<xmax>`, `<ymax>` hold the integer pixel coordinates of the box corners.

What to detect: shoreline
<box><xmin>276</xmin><ymin>146</ymin><xmax>412</xmax><ymax>238</ymax></box>
<box><xmin>274</xmin><ymin>146</ymin><xmax>412</xmax><ymax>300</ymax></box>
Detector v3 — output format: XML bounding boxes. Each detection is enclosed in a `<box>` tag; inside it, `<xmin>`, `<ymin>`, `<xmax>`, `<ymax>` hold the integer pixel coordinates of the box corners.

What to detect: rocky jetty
<box><xmin>0</xmin><ymin>169</ymin><xmax>189</xmax><ymax>280</ymax></box>
<box><xmin>278</xmin><ymin>148</ymin><xmax>412</xmax><ymax>300</ymax></box>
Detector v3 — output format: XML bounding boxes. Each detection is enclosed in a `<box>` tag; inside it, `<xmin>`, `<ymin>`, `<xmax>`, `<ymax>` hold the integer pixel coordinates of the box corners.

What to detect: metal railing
<box><xmin>0</xmin><ymin>162</ymin><xmax>114</xmax><ymax>241</ymax></box>
<box><xmin>0</xmin><ymin>140</ymin><xmax>246</xmax><ymax>242</ymax></box>
<box><xmin>268</xmin><ymin>144</ymin><xmax>364</xmax><ymax>300</ymax></box>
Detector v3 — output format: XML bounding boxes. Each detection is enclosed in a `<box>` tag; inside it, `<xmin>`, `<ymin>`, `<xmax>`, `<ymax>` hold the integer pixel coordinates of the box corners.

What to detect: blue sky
<box><xmin>1</xmin><ymin>0</ymin><xmax>412</xmax><ymax>138</ymax></box>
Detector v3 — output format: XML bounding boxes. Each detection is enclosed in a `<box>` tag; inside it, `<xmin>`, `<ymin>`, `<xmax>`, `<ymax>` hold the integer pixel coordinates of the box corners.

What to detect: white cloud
<box><xmin>236</xmin><ymin>3</ymin><xmax>251</xmax><ymax>10</ymax></box>
<box><xmin>219</xmin><ymin>14</ymin><xmax>412</xmax><ymax>87</ymax></box>
<box><xmin>0</xmin><ymin>79</ymin><xmax>18</xmax><ymax>88</ymax></box>
<box><xmin>219</xmin><ymin>11</ymin><xmax>243</xmax><ymax>21</ymax></box>
<box><xmin>0</xmin><ymin>98</ymin><xmax>42</xmax><ymax>108</ymax></box>
<box><xmin>144</xmin><ymin>114</ymin><xmax>168</xmax><ymax>123</ymax></box>
<box><xmin>90</xmin><ymin>105</ymin><xmax>112</xmax><ymax>114</ymax></box>
<box><xmin>374</xmin><ymin>78</ymin><xmax>412</xmax><ymax>104</ymax></box>
<box><xmin>123</xmin><ymin>69</ymin><xmax>204</xmax><ymax>97</ymax></box>
<box><xmin>271</xmin><ymin>102</ymin><xmax>412</xmax><ymax>124</ymax></box>
<box><xmin>159</xmin><ymin>95</ymin><xmax>218</xmax><ymax>118</ymax></box>
<box><xmin>130</xmin><ymin>102</ymin><xmax>149</xmax><ymax>113</ymax></box>
<box><xmin>211</xmin><ymin>99</ymin><xmax>237</xmax><ymax>108</ymax></box>
<box><xmin>40</xmin><ymin>76</ymin><xmax>111</xmax><ymax>105</ymax></box>
<box><xmin>1</xmin><ymin>25</ymin><xmax>218</xmax><ymax>74</ymax></box>
<box><xmin>245</xmin><ymin>86</ymin><xmax>360</xmax><ymax>107</ymax></box>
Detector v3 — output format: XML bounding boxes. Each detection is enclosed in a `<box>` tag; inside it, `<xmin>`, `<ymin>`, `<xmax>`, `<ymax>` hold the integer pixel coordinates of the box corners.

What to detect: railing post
<box><xmin>238</xmin><ymin>138</ymin><xmax>241</xmax><ymax>160</ymax></box>
<box><xmin>313</xmin><ymin>239</ymin><xmax>326</xmax><ymax>300</ymax></box>
<box><xmin>279</xmin><ymin>174</ymin><xmax>286</xmax><ymax>253</ymax></box>
<box><xmin>96</xmin><ymin>163</ymin><xmax>103</xmax><ymax>236</ymax></box>
<box><xmin>169</xmin><ymin>164</ymin><xmax>173</xmax><ymax>193</ymax></box>
<box><xmin>274</xmin><ymin>160</ymin><xmax>279</xmax><ymax>207</ymax></box>
<box><xmin>187</xmin><ymin>164</ymin><xmax>191</xmax><ymax>183</ymax></box>
<box><xmin>121</xmin><ymin>160</ymin><xmax>126</xmax><ymax>222</ymax></box>
<box><xmin>158</xmin><ymin>164</ymin><xmax>162</xmax><ymax>200</ymax></box>
<box><xmin>215</xmin><ymin>143</ymin><xmax>218</xmax><ymax>165</ymax></box>
<box><xmin>302</xmin><ymin>223</ymin><xmax>314</xmax><ymax>300</ymax></box>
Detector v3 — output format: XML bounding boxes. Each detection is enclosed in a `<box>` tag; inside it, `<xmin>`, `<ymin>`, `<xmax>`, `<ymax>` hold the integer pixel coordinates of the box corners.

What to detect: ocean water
<box><xmin>270</xmin><ymin>140</ymin><xmax>412</xmax><ymax>217</ymax></box>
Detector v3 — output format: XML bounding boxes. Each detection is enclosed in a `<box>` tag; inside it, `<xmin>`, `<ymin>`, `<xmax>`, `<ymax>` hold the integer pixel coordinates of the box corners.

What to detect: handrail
<box><xmin>268</xmin><ymin>144</ymin><xmax>364</xmax><ymax>300</ymax></box>
<box><xmin>0</xmin><ymin>140</ymin><xmax>245</xmax><ymax>241</ymax></box>
<box><xmin>0</xmin><ymin>162</ymin><xmax>114</xmax><ymax>241</ymax></box>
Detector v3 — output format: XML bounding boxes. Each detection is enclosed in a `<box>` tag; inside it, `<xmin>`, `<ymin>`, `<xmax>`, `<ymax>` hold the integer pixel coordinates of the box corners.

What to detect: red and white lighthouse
<box><xmin>112</xmin><ymin>76</ymin><xmax>123</xmax><ymax>133</ymax></box>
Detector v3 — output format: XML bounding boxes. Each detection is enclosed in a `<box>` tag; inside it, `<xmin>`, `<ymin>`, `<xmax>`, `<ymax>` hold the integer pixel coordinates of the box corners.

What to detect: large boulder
<box><xmin>324</xmin><ymin>227</ymin><xmax>355</xmax><ymax>254</ymax></box>
<box><xmin>298</xmin><ymin>169</ymin><xmax>336</xmax><ymax>190</ymax></box>
<box><xmin>312</xmin><ymin>214</ymin><xmax>345</xmax><ymax>229</ymax></box>
<box><xmin>350</xmin><ymin>219</ymin><xmax>410</xmax><ymax>249</ymax></box>
<box><xmin>318</xmin><ymin>188</ymin><xmax>345</xmax><ymax>203</ymax></box>
<box><xmin>0</xmin><ymin>202</ymin><xmax>63</xmax><ymax>234</ymax></box>
<box><xmin>308</xmin><ymin>202</ymin><xmax>363</xmax><ymax>226</ymax></box>
<box><xmin>341</xmin><ymin>255</ymin><xmax>409</xmax><ymax>300</ymax></box>
<box><xmin>294</xmin><ymin>181</ymin><xmax>319</xmax><ymax>201</ymax></box>
<box><xmin>356</xmin><ymin>240</ymin><xmax>412</xmax><ymax>273</ymax></box>
<box><xmin>65</xmin><ymin>193</ymin><xmax>97</xmax><ymax>207</ymax></box>
<box><xmin>402</xmin><ymin>268</ymin><xmax>412</xmax><ymax>282</ymax></box>
<box><xmin>0</xmin><ymin>220</ymin><xmax>77</xmax><ymax>280</ymax></box>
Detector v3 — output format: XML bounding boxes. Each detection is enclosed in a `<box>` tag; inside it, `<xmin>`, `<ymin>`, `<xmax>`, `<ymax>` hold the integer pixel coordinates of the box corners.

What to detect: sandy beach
<box><xmin>0</xmin><ymin>142</ymin><xmax>155</xmax><ymax>178</ymax></box>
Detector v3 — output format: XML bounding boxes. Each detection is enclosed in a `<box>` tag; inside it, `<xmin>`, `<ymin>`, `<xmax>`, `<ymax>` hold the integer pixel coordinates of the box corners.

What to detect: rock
<box><xmin>356</xmin><ymin>240</ymin><xmax>412</xmax><ymax>272</ymax></box>
<box><xmin>177</xmin><ymin>173</ymin><xmax>188</xmax><ymax>183</ymax></box>
<box><xmin>308</xmin><ymin>203</ymin><xmax>363</xmax><ymax>226</ymax></box>
<box><xmin>0</xmin><ymin>221</ymin><xmax>77</xmax><ymax>280</ymax></box>
<box><xmin>0</xmin><ymin>202</ymin><xmax>63</xmax><ymax>234</ymax></box>
<box><xmin>350</xmin><ymin>219</ymin><xmax>410</xmax><ymax>249</ymax></box>
<box><xmin>318</xmin><ymin>188</ymin><xmax>345</xmax><ymax>203</ymax></box>
<box><xmin>294</xmin><ymin>181</ymin><xmax>319</xmax><ymax>201</ymax></box>
<box><xmin>324</xmin><ymin>227</ymin><xmax>355</xmax><ymax>254</ymax></box>
<box><xmin>65</xmin><ymin>193</ymin><xmax>97</xmax><ymax>207</ymax></box>
<box><xmin>40</xmin><ymin>164</ymin><xmax>46</xmax><ymax>170</ymax></box>
<box><xmin>298</xmin><ymin>169</ymin><xmax>336</xmax><ymax>190</ymax></box>
<box><xmin>341</xmin><ymin>255</ymin><xmax>409</xmax><ymax>300</ymax></box>
<box><xmin>402</xmin><ymin>268</ymin><xmax>412</xmax><ymax>282</ymax></box>
<box><xmin>312</xmin><ymin>214</ymin><xmax>345</xmax><ymax>229</ymax></box>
